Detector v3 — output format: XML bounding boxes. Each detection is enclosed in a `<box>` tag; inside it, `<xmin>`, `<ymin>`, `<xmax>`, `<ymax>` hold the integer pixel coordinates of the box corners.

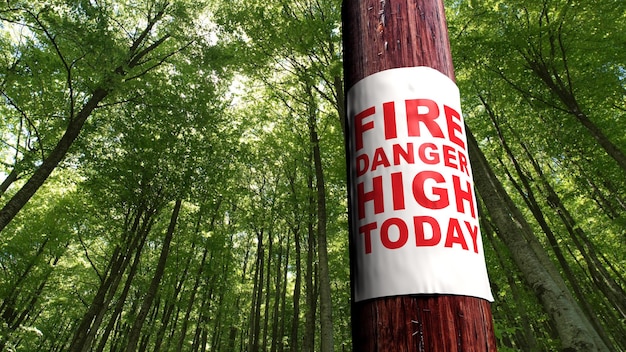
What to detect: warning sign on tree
<box><xmin>347</xmin><ymin>66</ymin><xmax>493</xmax><ymax>302</ymax></box>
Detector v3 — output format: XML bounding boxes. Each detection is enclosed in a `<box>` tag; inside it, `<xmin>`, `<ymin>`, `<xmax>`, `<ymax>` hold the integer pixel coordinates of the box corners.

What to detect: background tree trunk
<box><xmin>125</xmin><ymin>198</ymin><xmax>182</xmax><ymax>352</ymax></box>
<box><xmin>307</xmin><ymin>81</ymin><xmax>335</xmax><ymax>352</ymax></box>
<box><xmin>467</xmin><ymin>129</ymin><xmax>610</xmax><ymax>351</ymax></box>
<box><xmin>302</xmin><ymin>167</ymin><xmax>318</xmax><ymax>352</ymax></box>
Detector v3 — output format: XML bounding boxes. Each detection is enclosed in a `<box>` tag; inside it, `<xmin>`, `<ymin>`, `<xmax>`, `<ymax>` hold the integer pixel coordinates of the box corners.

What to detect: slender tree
<box><xmin>125</xmin><ymin>198</ymin><xmax>182</xmax><ymax>352</ymax></box>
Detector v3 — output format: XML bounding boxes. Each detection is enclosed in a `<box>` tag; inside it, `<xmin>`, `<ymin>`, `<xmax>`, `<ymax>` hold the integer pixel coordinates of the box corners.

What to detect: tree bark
<box><xmin>521</xmin><ymin>141</ymin><xmax>626</xmax><ymax>321</ymax></box>
<box><xmin>483</xmin><ymin>97</ymin><xmax>624</xmax><ymax>349</ymax></box>
<box><xmin>482</xmin><ymin>97</ymin><xmax>617</xmax><ymax>348</ymax></box>
<box><xmin>0</xmin><ymin>169</ymin><xmax>19</xmax><ymax>197</ymax></box>
<box><xmin>481</xmin><ymin>218</ymin><xmax>539</xmax><ymax>350</ymax></box>
<box><xmin>342</xmin><ymin>1</ymin><xmax>496</xmax><ymax>350</ymax></box>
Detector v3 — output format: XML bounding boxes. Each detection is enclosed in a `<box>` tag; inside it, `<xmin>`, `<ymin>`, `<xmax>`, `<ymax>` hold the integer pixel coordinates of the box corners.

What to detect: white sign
<box><xmin>347</xmin><ymin>67</ymin><xmax>493</xmax><ymax>302</ymax></box>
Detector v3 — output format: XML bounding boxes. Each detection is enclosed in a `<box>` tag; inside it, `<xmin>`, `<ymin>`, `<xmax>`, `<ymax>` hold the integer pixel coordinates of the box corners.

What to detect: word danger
<box><xmin>353</xmin><ymin>97</ymin><xmax>479</xmax><ymax>255</ymax></box>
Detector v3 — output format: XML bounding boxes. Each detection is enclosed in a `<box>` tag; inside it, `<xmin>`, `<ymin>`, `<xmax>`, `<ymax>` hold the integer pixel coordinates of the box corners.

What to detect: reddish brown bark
<box><xmin>342</xmin><ymin>0</ymin><xmax>497</xmax><ymax>350</ymax></box>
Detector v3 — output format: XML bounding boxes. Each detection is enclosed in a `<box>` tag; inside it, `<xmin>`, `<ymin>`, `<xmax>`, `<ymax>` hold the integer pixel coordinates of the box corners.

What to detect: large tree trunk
<box><xmin>521</xmin><ymin>141</ymin><xmax>626</xmax><ymax>322</ymax></box>
<box><xmin>466</xmin><ymin>128</ymin><xmax>610</xmax><ymax>351</ymax></box>
<box><xmin>484</xmin><ymin>97</ymin><xmax>624</xmax><ymax>348</ymax></box>
<box><xmin>481</xmin><ymin>218</ymin><xmax>540</xmax><ymax>350</ymax></box>
<box><xmin>482</xmin><ymin>97</ymin><xmax>616</xmax><ymax>348</ymax></box>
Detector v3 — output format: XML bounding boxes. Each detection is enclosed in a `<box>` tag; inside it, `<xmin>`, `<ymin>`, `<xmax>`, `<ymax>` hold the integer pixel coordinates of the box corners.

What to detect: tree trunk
<box><xmin>482</xmin><ymin>96</ymin><xmax>617</xmax><ymax>348</ymax></box>
<box><xmin>287</xmin><ymin>174</ymin><xmax>302</xmax><ymax>352</ymax></box>
<box><xmin>93</xmin><ymin>231</ymin><xmax>148</xmax><ymax>352</ymax></box>
<box><xmin>0</xmin><ymin>87</ymin><xmax>108</xmax><ymax>233</ymax></box>
<box><xmin>211</xmin><ymin>260</ymin><xmax>229</xmax><ymax>351</ymax></box>
<box><xmin>191</xmin><ymin>287</ymin><xmax>212</xmax><ymax>352</ymax></box>
<box><xmin>0</xmin><ymin>169</ymin><xmax>19</xmax><ymax>198</ymax></box>
<box><xmin>278</xmin><ymin>234</ymin><xmax>290</xmax><ymax>352</ymax></box>
<box><xmin>89</xmin><ymin>212</ymin><xmax>157</xmax><ymax>352</ymax></box>
<box><xmin>271</xmin><ymin>234</ymin><xmax>284</xmax><ymax>352</ymax></box>
<box><xmin>0</xmin><ymin>248</ymin><xmax>63</xmax><ymax>352</ymax></box>
<box><xmin>521</xmin><ymin>141</ymin><xmax>626</xmax><ymax>321</ymax></box>
<box><xmin>68</xmin><ymin>205</ymin><xmax>156</xmax><ymax>352</ymax></box>
<box><xmin>177</xmin><ymin>246</ymin><xmax>212</xmax><ymax>351</ymax></box>
<box><xmin>125</xmin><ymin>198</ymin><xmax>182</xmax><ymax>352</ymax></box>
<box><xmin>467</xmin><ymin>128</ymin><xmax>610</xmax><ymax>351</ymax></box>
<box><xmin>262</xmin><ymin>231</ymin><xmax>274</xmax><ymax>352</ymax></box>
<box><xmin>302</xmin><ymin>167</ymin><xmax>318</xmax><ymax>352</ymax></box>
<box><xmin>307</xmin><ymin>81</ymin><xmax>334</xmax><ymax>352</ymax></box>
<box><xmin>289</xmin><ymin>224</ymin><xmax>302</xmax><ymax>352</ymax></box>
<box><xmin>481</xmin><ymin>218</ymin><xmax>539</xmax><ymax>350</ymax></box>
<box><xmin>153</xmin><ymin>241</ymin><xmax>195</xmax><ymax>352</ymax></box>
<box><xmin>523</xmin><ymin>45</ymin><xmax>626</xmax><ymax>174</ymax></box>
<box><xmin>248</xmin><ymin>230</ymin><xmax>265</xmax><ymax>352</ymax></box>
<box><xmin>0</xmin><ymin>237</ymin><xmax>49</xmax><ymax>326</ymax></box>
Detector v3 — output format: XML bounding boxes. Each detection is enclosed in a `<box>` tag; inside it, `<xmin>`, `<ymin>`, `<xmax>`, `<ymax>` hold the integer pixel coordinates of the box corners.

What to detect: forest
<box><xmin>0</xmin><ymin>0</ymin><xmax>624</xmax><ymax>351</ymax></box>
